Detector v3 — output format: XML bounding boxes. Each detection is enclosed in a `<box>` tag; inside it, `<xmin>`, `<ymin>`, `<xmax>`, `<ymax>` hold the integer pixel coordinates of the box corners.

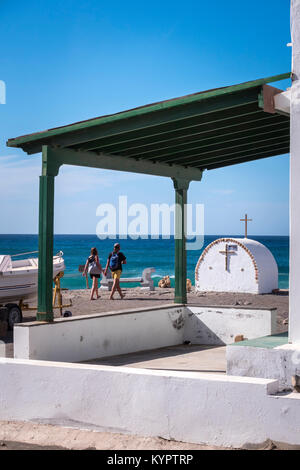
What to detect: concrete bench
<box><xmin>100</xmin><ymin>267</ymin><xmax>155</xmax><ymax>291</ymax></box>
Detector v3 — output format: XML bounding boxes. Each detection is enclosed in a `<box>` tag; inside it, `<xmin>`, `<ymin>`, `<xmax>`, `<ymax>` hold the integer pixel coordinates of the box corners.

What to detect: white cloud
<box><xmin>0</xmin><ymin>155</ymin><xmax>40</xmax><ymax>200</ymax></box>
<box><xmin>0</xmin><ymin>153</ymin><xmax>167</xmax><ymax>233</ymax></box>
<box><xmin>56</xmin><ymin>166</ymin><xmax>144</xmax><ymax>195</ymax></box>
<box><xmin>0</xmin><ymin>155</ymin><xmax>144</xmax><ymax>200</ymax></box>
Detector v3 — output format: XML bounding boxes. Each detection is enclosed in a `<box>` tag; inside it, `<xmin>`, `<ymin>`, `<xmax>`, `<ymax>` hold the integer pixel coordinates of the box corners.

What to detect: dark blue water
<box><xmin>0</xmin><ymin>235</ymin><xmax>289</xmax><ymax>290</ymax></box>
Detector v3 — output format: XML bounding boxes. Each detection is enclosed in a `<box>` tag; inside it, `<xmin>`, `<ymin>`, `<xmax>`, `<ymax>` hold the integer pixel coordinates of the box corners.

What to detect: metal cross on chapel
<box><xmin>240</xmin><ymin>213</ymin><xmax>252</xmax><ymax>238</ymax></box>
<box><xmin>219</xmin><ymin>244</ymin><xmax>236</xmax><ymax>271</ymax></box>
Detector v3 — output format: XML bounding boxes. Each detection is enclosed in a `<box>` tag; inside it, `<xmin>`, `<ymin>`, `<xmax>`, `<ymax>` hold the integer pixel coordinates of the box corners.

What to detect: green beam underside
<box><xmin>176</xmin><ymin>138</ymin><xmax>290</xmax><ymax>167</ymax></box>
<box><xmin>125</xmin><ymin>124</ymin><xmax>289</xmax><ymax>162</ymax></box>
<box><xmin>201</xmin><ymin>144</ymin><xmax>290</xmax><ymax>169</ymax></box>
<box><xmin>157</xmin><ymin>134</ymin><xmax>290</xmax><ymax>165</ymax></box>
<box><xmin>162</xmin><ymin>126</ymin><xmax>289</xmax><ymax>164</ymax></box>
<box><xmin>101</xmin><ymin>115</ymin><xmax>287</xmax><ymax>157</ymax></box>
<box><xmin>180</xmin><ymin>144</ymin><xmax>289</xmax><ymax>170</ymax></box>
<box><xmin>73</xmin><ymin>102</ymin><xmax>262</xmax><ymax>153</ymax></box>
<box><xmin>206</xmin><ymin>147</ymin><xmax>290</xmax><ymax>170</ymax></box>
<box><xmin>146</xmin><ymin>129</ymin><xmax>289</xmax><ymax>163</ymax></box>
<box><xmin>7</xmin><ymin>73</ymin><xmax>290</xmax><ymax>152</ymax></box>
<box><xmin>42</xmin><ymin>146</ymin><xmax>203</xmax><ymax>181</ymax></box>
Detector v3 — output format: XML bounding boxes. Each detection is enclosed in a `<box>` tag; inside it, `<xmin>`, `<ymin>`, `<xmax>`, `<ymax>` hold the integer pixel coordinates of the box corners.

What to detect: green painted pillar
<box><xmin>37</xmin><ymin>146</ymin><xmax>60</xmax><ymax>322</ymax></box>
<box><xmin>172</xmin><ymin>178</ymin><xmax>190</xmax><ymax>304</ymax></box>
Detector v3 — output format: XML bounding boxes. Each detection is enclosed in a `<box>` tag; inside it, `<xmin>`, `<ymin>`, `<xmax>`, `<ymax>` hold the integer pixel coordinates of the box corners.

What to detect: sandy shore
<box><xmin>0</xmin><ymin>420</ymin><xmax>227</xmax><ymax>450</ymax></box>
<box><xmin>2</xmin><ymin>287</ymin><xmax>288</xmax><ymax>359</ymax></box>
<box><xmin>0</xmin><ymin>420</ymin><xmax>291</xmax><ymax>450</ymax></box>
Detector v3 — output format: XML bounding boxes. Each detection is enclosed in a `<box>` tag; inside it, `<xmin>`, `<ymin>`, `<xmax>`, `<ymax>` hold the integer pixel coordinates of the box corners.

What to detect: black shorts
<box><xmin>90</xmin><ymin>274</ymin><xmax>100</xmax><ymax>279</ymax></box>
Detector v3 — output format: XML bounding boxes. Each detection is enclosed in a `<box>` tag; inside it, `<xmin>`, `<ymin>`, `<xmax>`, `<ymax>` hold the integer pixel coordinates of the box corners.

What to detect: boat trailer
<box><xmin>0</xmin><ymin>271</ymin><xmax>72</xmax><ymax>331</ymax></box>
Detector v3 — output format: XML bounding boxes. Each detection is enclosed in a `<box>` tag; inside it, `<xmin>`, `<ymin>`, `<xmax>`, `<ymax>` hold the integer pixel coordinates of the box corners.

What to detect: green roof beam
<box><xmin>93</xmin><ymin>113</ymin><xmax>285</xmax><ymax>156</ymax></box>
<box><xmin>122</xmin><ymin>124</ymin><xmax>289</xmax><ymax>161</ymax></box>
<box><xmin>145</xmin><ymin>132</ymin><xmax>289</xmax><ymax>164</ymax></box>
<box><xmin>191</xmin><ymin>141</ymin><xmax>290</xmax><ymax>168</ymax></box>
<box><xmin>205</xmin><ymin>147</ymin><xmax>290</xmax><ymax>170</ymax></box>
<box><xmin>159</xmin><ymin>128</ymin><xmax>290</xmax><ymax>164</ymax></box>
<box><xmin>42</xmin><ymin>146</ymin><xmax>203</xmax><ymax>181</ymax></box>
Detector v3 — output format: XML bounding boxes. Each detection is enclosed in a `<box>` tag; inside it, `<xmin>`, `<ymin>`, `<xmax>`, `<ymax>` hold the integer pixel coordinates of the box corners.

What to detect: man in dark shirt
<box><xmin>104</xmin><ymin>243</ymin><xmax>127</xmax><ymax>300</ymax></box>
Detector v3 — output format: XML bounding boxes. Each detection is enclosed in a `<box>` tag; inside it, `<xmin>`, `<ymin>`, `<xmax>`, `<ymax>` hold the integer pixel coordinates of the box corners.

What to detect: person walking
<box><xmin>104</xmin><ymin>243</ymin><xmax>126</xmax><ymax>300</ymax></box>
<box><xmin>83</xmin><ymin>247</ymin><xmax>104</xmax><ymax>300</ymax></box>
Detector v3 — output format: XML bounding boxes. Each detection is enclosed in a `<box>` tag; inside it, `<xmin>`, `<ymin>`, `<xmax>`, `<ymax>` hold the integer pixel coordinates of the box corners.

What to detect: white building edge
<box><xmin>289</xmin><ymin>0</ymin><xmax>300</xmax><ymax>344</ymax></box>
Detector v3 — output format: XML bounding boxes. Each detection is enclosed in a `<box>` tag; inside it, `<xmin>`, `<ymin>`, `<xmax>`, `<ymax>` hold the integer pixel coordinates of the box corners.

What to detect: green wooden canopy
<box><xmin>7</xmin><ymin>72</ymin><xmax>290</xmax><ymax>177</ymax></box>
<box><xmin>6</xmin><ymin>72</ymin><xmax>291</xmax><ymax>320</ymax></box>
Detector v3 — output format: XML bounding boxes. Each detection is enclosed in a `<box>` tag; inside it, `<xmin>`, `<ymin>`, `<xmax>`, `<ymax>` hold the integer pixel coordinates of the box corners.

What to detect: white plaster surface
<box><xmin>195</xmin><ymin>238</ymin><xmax>278</xmax><ymax>294</ymax></box>
<box><xmin>227</xmin><ymin>342</ymin><xmax>300</xmax><ymax>391</ymax></box>
<box><xmin>274</xmin><ymin>89</ymin><xmax>291</xmax><ymax>114</ymax></box>
<box><xmin>14</xmin><ymin>305</ymin><xmax>276</xmax><ymax>361</ymax></box>
<box><xmin>184</xmin><ymin>306</ymin><xmax>277</xmax><ymax>345</ymax></box>
<box><xmin>290</xmin><ymin>0</ymin><xmax>300</xmax><ymax>343</ymax></box>
<box><xmin>1</xmin><ymin>357</ymin><xmax>300</xmax><ymax>448</ymax></box>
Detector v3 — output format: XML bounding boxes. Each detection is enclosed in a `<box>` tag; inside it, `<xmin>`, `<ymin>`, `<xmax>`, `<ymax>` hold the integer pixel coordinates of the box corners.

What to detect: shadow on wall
<box><xmin>183</xmin><ymin>306</ymin><xmax>277</xmax><ymax>345</ymax></box>
<box><xmin>184</xmin><ymin>316</ymin><xmax>226</xmax><ymax>346</ymax></box>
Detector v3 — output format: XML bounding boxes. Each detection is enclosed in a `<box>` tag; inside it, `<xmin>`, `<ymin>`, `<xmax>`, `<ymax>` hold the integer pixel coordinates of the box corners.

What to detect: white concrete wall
<box><xmin>14</xmin><ymin>305</ymin><xmax>185</xmax><ymax>362</ymax></box>
<box><xmin>227</xmin><ymin>342</ymin><xmax>300</xmax><ymax>391</ymax></box>
<box><xmin>2</xmin><ymin>357</ymin><xmax>300</xmax><ymax>448</ymax></box>
<box><xmin>184</xmin><ymin>306</ymin><xmax>277</xmax><ymax>345</ymax></box>
<box><xmin>290</xmin><ymin>0</ymin><xmax>300</xmax><ymax>343</ymax></box>
<box><xmin>14</xmin><ymin>305</ymin><xmax>276</xmax><ymax>361</ymax></box>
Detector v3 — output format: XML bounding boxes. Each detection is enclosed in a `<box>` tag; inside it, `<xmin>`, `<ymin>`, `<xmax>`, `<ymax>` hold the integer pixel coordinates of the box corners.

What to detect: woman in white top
<box><xmin>83</xmin><ymin>247</ymin><xmax>104</xmax><ymax>300</ymax></box>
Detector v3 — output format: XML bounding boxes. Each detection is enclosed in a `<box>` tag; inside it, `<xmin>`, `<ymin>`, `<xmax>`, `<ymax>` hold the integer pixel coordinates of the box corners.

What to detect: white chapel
<box><xmin>195</xmin><ymin>215</ymin><xmax>278</xmax><ymax>294</ymax></box>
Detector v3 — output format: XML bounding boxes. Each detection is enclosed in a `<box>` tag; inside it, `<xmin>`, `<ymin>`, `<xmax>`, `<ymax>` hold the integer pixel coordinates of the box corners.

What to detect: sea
<box><xmin>0</xmin><ymin>235</ymin><xmax>289</xmax><ymax>290</ymax></box>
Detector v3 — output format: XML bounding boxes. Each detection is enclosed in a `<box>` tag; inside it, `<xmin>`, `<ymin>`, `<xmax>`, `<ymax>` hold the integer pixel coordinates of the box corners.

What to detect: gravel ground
<box><xmin>0</xmin><ymin>420</ymin><xmax>226</xmax><ymax>450</ymax></box>
<box><xmin>1</xmin><ymin>287</ymin><xmax>288</xmax><ymax>358</ymax></box>
<box><xmin>61</xmin><ymin>287</ymin><xmax>290</xmax><ymax>334</ymax></box>
<box><xmin>0</xmin><ymin>420</ymin><xmax>295</xmax><ymax>450</ymax></box>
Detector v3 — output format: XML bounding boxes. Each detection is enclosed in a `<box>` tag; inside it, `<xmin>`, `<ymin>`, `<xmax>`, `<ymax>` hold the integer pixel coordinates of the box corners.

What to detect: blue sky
<box><xmin>0</xmin><ymin>0</ymin><xmax>291</xmax><ymax>235</ymax></box>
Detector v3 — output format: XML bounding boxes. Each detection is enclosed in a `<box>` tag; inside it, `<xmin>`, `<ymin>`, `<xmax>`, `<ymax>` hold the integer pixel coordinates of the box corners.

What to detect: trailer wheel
<box><xmin>6</xmin><ymin>304</ymin><xmax>23</xmax><ymax>330</ymax></box>
<box><xmin>63</xmin><ymin>310</ymin><xmax>72</xmax><ymax>318</ymax></box>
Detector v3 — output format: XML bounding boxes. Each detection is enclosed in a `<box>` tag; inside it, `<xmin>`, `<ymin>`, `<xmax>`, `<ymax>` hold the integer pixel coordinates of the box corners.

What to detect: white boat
<box><xmin>0</xmin><ymin>251</ymin><xmax>65</xmax><ymax>304</ymax></box>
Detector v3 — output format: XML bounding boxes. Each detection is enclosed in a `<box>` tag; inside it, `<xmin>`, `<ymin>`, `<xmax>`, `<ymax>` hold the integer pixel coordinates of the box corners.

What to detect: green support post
<box><xmin>172</xmin><ymin>178</ymin><xmax>190</xmax><ymax>304</ymax></box>
<box><xmin>37</xmin><ymin>146</ymin><xmax>60</xmax><ymax>322</ymax></box>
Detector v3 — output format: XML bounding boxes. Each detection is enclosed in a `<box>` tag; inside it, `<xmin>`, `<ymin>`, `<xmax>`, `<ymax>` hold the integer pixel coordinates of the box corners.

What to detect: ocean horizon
<box><xmin>0</xmin><ymin>234</ymin><xmax>289</xmax><ymax>290</ymax></box>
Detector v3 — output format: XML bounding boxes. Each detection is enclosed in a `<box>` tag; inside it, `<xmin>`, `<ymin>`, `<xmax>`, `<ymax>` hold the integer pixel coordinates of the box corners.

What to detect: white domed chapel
<box><xmin>195</xmin><ymin>216</ymin><xmax>278</xmax><ymax>294</ymax></box>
